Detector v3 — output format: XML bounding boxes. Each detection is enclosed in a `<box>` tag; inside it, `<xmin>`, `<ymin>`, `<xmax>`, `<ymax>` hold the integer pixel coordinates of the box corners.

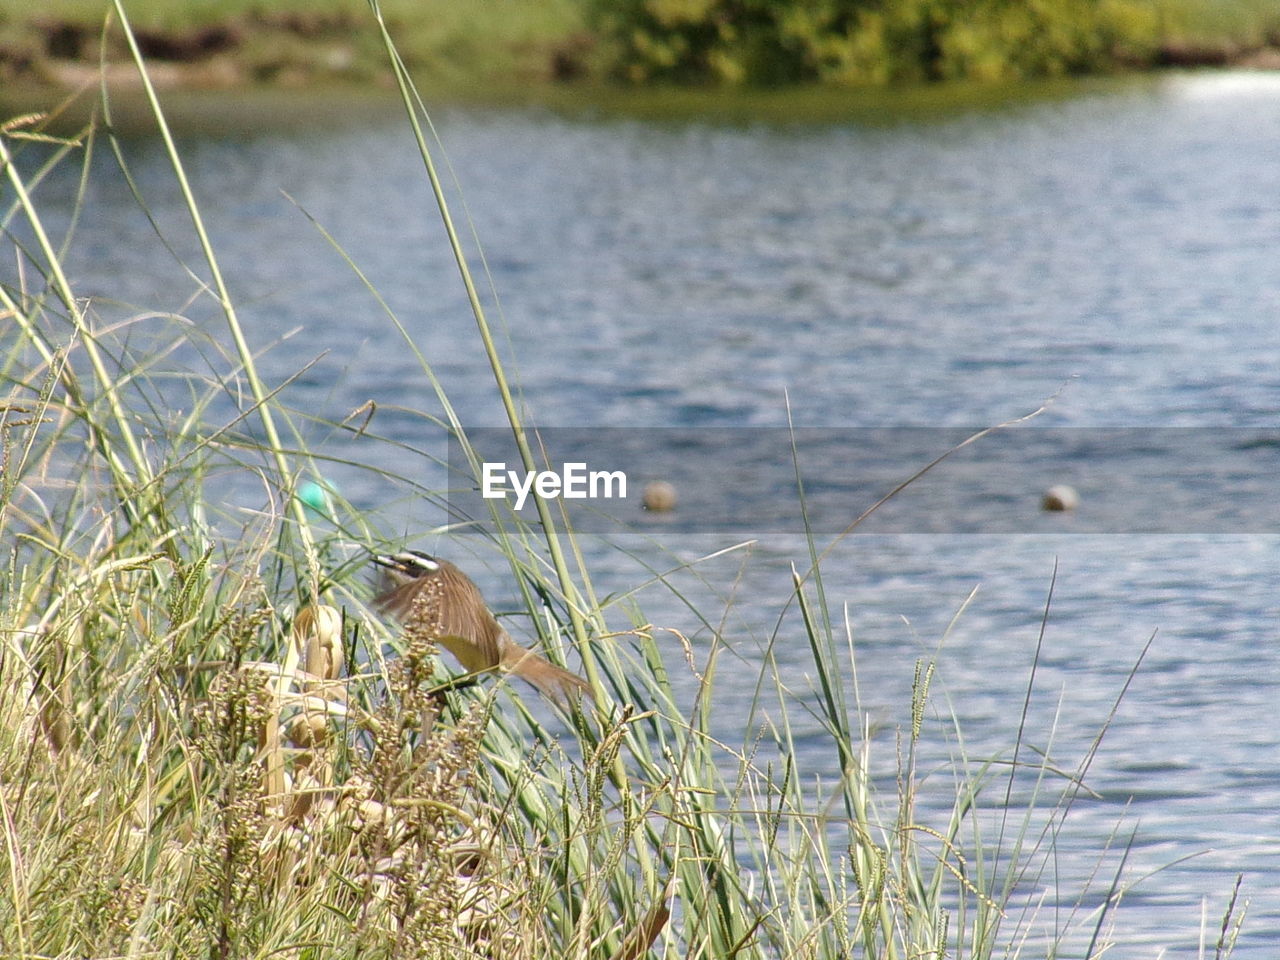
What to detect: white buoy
<box><xmin>1041</xmin><ymin>484</ymin><xmax>1080</xmax><ymax>512</ymax></box>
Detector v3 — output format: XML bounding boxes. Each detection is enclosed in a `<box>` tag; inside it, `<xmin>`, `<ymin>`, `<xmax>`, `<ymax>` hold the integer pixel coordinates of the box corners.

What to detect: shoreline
<box><xmin>8</xmin><ymin>38</ymin><xmax>1280</xmax><ymax>93</ymax></box>
<box><xmin>3</xmin><ymin>17</ymin><xmax>1279</xmax><ymax>134</ymax></box>
<box><xmin>4</xmin><ymin>68</ymin><xmax>1277</xmax><ymax>137</ymax></box>
<box><xmin>6</xmin><ymin>9</ymin><xmax>1280</xmax><ymax>89</ymax></box>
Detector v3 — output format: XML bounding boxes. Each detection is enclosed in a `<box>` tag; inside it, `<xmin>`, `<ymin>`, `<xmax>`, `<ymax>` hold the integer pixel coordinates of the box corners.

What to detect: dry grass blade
<box><xmin>290</xmin><ymin>602</ymin><xmax>344</xmax><ymax>685</ymax></box>
<box><xmin>608</xmin><ymin>878</ymin><xmax>674</xmax><ymax>960</ymax></box>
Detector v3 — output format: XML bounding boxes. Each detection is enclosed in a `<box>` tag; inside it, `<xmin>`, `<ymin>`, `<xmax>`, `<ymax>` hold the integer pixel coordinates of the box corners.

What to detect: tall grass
<box><xmin>0</xmin><ymin>5</ymin><xmax>1250</xmax><ymax>959</ymax></box>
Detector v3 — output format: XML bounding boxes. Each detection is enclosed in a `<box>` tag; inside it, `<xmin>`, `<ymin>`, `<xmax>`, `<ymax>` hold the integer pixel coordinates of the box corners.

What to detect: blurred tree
<box><xmin>587</xmin><ymin>0</ymin><xmax>1160</xmax><ymax>85</ymax></box>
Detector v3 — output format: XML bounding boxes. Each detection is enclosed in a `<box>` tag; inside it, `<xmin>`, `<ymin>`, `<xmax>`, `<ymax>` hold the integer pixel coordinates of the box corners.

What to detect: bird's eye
<box><xmin>405</xmin><ymin>550</ymin><xmax>440</xmax><ymax>571</ymax></box>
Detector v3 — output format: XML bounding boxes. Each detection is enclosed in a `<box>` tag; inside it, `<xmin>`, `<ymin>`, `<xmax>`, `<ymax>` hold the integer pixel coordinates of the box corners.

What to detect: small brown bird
<box><xmin>371</xmin><ymin>550</ymin><xmax>592</xmax><ymax>704</ymax></box>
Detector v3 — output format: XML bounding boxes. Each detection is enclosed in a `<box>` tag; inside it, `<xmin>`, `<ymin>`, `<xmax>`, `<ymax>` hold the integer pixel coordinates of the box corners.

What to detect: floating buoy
<box><xmin>642</xmin><ymin>480</ymin><xmax>678</xmax><ymax>512</ymax></box>
<box><xmin>1041</xmin><ymin>484</ymin><xmax>1080</xmax><ymax>512</ymax></box>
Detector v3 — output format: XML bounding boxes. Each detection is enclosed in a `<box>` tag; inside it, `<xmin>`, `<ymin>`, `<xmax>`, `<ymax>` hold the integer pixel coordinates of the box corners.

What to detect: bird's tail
<box><xmin>501</xmin><ymin>643</ymin><xmax>593</xmax><ymax>704</ymax></box>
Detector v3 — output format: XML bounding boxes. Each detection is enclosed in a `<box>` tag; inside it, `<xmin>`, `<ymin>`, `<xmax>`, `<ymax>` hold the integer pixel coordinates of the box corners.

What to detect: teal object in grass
<box><xmin>297</xmin><ymin>480</ymin><xmax>336</xmax><ymax>519</ymax></box>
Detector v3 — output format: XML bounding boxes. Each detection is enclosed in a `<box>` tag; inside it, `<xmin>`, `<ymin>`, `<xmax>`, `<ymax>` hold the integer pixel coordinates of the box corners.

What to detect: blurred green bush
<box><xmin>587</xmin><ymin>0</ymin><xmax>1161</xmax><ymax>85</ymax></box>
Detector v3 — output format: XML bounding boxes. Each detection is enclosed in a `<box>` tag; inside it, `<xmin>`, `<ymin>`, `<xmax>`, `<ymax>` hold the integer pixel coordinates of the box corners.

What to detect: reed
<box><xmin>0</xmin><ymin>6</ymin><xmax>1250</xmax><ymax>958</ymax></box>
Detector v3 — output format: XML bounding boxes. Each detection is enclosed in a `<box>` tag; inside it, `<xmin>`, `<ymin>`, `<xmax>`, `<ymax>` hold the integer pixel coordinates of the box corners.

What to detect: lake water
<box><xmin>7</xmin><ymin>71</ymin><xmax>1280</xmax><ymax>955</ymax></box>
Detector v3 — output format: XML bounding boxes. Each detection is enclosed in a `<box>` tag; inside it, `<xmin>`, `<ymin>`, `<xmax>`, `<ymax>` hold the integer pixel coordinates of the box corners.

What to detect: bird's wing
<box><xmin>374</xmin><ymin>561</ymin><xmax>503</xmax><ymax>670</ymax></box>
